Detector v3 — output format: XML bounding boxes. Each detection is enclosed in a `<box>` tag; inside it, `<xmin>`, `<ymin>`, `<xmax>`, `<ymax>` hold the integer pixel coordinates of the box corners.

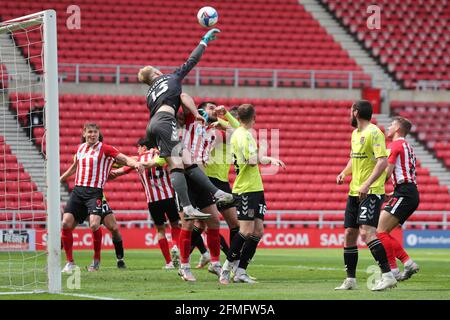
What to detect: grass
<box><xmin>0</xmin><ymin>249</ymin><xmax>449</xmax><ymax>300</ymax></box>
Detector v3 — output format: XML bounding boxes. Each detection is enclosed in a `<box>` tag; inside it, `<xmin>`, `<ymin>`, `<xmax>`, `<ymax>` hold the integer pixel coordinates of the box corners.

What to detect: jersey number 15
<box><xmin>151</xmin><ymin>80</ymin><xmax>169</xmax><ymax>102</ymax></box>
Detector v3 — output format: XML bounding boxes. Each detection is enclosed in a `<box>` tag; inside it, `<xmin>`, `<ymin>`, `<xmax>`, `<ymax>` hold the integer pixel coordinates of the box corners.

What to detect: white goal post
<box><xmin>0</xmin><ymin>10</ymin><xmax>61</xmax><ymax>294</ymax></box>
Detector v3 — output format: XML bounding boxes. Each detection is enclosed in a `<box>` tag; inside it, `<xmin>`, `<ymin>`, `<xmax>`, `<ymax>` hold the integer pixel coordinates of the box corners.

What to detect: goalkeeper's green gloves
<box><xmin>200</xmin><ymin>28</ymin><xmax>220</xmax><ymax>46</ymax></box>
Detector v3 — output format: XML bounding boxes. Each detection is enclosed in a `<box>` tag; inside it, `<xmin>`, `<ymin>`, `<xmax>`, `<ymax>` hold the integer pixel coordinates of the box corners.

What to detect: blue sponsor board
<box><xmin>404</xmin><ymin>230</ymin><xmax>450</xmax><ymax>248</ymax></box>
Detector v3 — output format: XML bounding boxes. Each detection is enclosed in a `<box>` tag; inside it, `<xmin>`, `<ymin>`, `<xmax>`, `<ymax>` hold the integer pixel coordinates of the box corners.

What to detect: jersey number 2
<box><xmin>151</xmin><ymin>80</ymin><xmax>169</xmax><ymax>102</ymax></box>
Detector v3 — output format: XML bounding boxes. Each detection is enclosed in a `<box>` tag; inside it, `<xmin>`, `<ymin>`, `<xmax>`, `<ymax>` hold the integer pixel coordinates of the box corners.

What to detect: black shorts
<box><xmin>147</xmin><ymin>111</ymin><xmax>182</xmax><ymax>158</ymax></box>
<box><xmin>209</xmin><ymin>177</ymin><xmax>235</xmax><ymax>210</ymax></box>
<box><xmin>176</xmin><ymin>175</ymin><xmax>216</xmax><ymax>211</ymax></box>
<box><xmin>234</xmin><ymin>191</ymin><xmax>266</xmax><ymax>221</ymax></box>
<box><xmin>383</xmin><ymin>183</ymin><xmax>420</xmax><ymax>225</ymax></box>
<box><xmin>148</xmin><ymin>198</ymin><xmax>180</xmax><ymax>226</ymax></box>
<box><xmin>344</xmin><ymin>194</ymin><xmax>384</xmax><ymax>228</ymax></box>
<box><xmin>64</xmin><ymin>186</ymin><xmax>103</xmax><ymax>224</ymax></box>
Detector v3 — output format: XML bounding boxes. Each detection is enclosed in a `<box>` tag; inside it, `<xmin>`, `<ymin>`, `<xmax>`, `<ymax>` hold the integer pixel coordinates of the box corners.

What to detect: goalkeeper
<box><xmin>138</xmin><ymin>29</ymin><xmax>234</xmax><ymax>221</ymax></box>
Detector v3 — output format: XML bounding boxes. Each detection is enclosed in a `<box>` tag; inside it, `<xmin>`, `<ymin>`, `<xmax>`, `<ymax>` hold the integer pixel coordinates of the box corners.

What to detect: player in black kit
<box><xmin>138</xmin><ymin>29</ymin><xmax>234</xmax><ymax>220</ymax></box>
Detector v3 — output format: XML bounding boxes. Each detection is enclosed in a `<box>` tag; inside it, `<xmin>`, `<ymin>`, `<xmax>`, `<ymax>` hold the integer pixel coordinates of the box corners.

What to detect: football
<box><xmin>197</xmin><ymin>6</ymin><xmax>218</xmax><ymax>28</ymax></box>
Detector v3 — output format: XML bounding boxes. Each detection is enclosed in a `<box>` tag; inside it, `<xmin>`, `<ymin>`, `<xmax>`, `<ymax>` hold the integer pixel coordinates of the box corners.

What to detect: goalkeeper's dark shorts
<box><xmin>147</xmin><ymin>111</ymin><xmax>182</xmax><ymax>158</ymax></box>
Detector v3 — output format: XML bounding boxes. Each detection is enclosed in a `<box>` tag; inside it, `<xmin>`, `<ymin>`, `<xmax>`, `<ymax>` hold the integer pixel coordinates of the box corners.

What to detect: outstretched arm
<box><xmin>180</xmin><ymin>92</ymin><xmax>204</xmax><ymax>122</ymax></box>
<box><xmin>115</xmin><ymin>153</ymin><xmax>144</xmax><ymax>174</ymax></box>
<box><xmin>175</xmin><ymin>29</ymin><xmax>220</xmax><ymax>79</ymax></box>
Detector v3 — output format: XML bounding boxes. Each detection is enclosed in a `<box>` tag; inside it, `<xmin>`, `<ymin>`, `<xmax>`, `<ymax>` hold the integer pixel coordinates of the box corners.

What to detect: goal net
<box><xmin>0</xmin><ymin>10</ymin><xmax>61</xmax><ymax>294</ymax></box>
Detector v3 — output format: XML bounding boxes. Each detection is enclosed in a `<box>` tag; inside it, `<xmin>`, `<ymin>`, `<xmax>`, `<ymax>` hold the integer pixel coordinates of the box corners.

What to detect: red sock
<box><xmin>390</xmin><ymin>234</ymin><xmax>410</xmax><ymax>263</ymax></box>
<box><xmin>171</xmin><ymin>226</ymin><xmax>181</xmax><ymax>246</ymax></box>
<box><xmin>206</xmin><ymin>228</ymin><xmax>221</xmax><ymax>263</ymax></box>
<box><xmin>178</xmin><ymin>229</ymin><xmax>192</xmax><ymax>264</ymax></box>
<box><xmin>61</xmin><ymin>229</ymin><xmax>74</xmax><ymax>262</ymax></box>
<box><xmin>377</xmin><ymin>232</ymin><xmax>397</xmax><ymax>269</ymax></box>
<box><xmin>93</xmin><ymin>228</ymin><xmax>102</xmax><ymax>261</ymax></box>
<box><xmin>158</xmin><ymin>238</ymin><xmax>171</xmax><ymax>264</ymax></box>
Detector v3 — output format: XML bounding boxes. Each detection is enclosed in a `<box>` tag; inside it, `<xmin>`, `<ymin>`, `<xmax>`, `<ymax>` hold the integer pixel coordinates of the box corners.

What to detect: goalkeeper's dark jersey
<box><xmin>146</xmin><ymin>44</ymin><xmax>205</xmax><ymax>117</ymax></box>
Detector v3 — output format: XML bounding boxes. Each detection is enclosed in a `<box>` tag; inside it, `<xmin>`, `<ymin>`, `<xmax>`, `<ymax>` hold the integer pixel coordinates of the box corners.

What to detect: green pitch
<box><xmin>0</xmin><ymin>249</ymin><xmax>449</xmax><ymax>300</ymax></box>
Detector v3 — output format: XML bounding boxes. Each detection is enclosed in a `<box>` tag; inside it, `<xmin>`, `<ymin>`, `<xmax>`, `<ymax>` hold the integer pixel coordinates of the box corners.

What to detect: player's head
<box><xmin>229</xmin><ymin>105</ymin><xmax>239</xmax><ymax>120</ymax></box>
<box><xmin>238</xmin><ymin>104</ymin><xmax>256</xmax><ymax>127</ymax></box>
<box><xmin>351</xmin><ymin>100</ymin><xmax>372</xmax><ymax>128</ymax></box>
<box><xmin>136</xmin><ymin>137</ymin><xmax>154</xmax><ymax>155</ymax></box>
<box><xmin>198</xmin><ymin>101</ymin><xmax>218</xmax><ymax>122</ymax></box>
<box><xmin>388</xmin><ymin>116</ymin><xmax>412</xmax><ymax>139</ymax></box>
<box><xmin>138</xmin><ymin>66</ymin><xmax>163</xmax><ymax>86</ymax></box>
<box><xmin>82</xmin><ymin>123</ymin><xmax>101</xmax><ymax>145</ymax></box>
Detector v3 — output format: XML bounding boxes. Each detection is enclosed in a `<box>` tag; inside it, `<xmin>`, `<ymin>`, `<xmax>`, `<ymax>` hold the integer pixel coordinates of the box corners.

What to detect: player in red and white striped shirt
<box><xmin>110</xmin><ymin>138</ymin><xmax>182</xmax><ymax>269</ymax></box>
<box><xmin>60</xmin><ymin>123</ymin><xmax>143</xmax><ymax>273</ymax></box>
<box><xmin>377</xmin><ymin>117</ymin><xmax>420</xmax><ymax>281</ymax></box>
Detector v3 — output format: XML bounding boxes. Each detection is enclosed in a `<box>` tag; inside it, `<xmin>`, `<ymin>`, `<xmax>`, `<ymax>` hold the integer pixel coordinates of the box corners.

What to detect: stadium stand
<box><xmin>5</xmin><ymin>94</ymin><xmax>441</xmax><ymax>227</ymax></box>
<box><xmin>0</xmin><ymin>135</ymin><xmax>45</xmax><ymax>216</ymax></box>
<box><xmin>2</xmin><ymin>93</ymin><xmax>449</xmax><ymax>229</ymax></box>
<box><xmin>320</xmin><ymin>0</ymin><xmax>450</xmax><ymax>89</ymax></box>
<box><xmin>391</xmin><ymin>101</ymin><xmax>450</xmax><ymax>167</ymax></box>
<box><xmin>0</xmin><ymin>0</ymin><xmax>370</xmax><ymax>88</ymax></box>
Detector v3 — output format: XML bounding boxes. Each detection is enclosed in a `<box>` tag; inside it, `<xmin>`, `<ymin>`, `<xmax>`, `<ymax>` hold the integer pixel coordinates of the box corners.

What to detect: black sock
<box><xmin>185</xmin><ymin>164</ymin><xmax>219</xmax><ymax>195</ymax></box>
<box><xmin>190</xmin><ymin>226</ymin><xmax>206</xmax><ymax>254</ymax></box>
<box><xmin>229</xmin><ymin>227</ymin><xmax>239</xmax><ymax>247</ymax></box>
<box><xmin>238</xmin><ymin>235</ymin><xmax>261</xmax><ymax>270</ymax></box>
<box><xmin>368</xmin><ymin>239</ymin><xmax>391</xmax><ymax>273</ymax></box>
<box><xmin>219</xmin><ymin>234</ymin><xmax>229</xmax><ymax>256</ymax></box>
<box><xmin>113</xmin><ymin>236</ymin><xmax>124</xmax><ymax>260</ymax></box>
<box><xmin>344</xmin><ymin>246</ymin><xmax>358</xmax><ymax>278</ymax></box>
<box><xmin>227</xmin><ymin>232</ymin><xmax>247</xmax><ymax>262</ymax></box>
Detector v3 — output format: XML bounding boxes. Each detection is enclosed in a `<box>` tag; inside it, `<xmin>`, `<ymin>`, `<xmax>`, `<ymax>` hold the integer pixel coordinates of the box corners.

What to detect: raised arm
<box><xmin>175</xmin><ymin>29</ymin><xmax>220</xmax><ymax>79</ymax></box>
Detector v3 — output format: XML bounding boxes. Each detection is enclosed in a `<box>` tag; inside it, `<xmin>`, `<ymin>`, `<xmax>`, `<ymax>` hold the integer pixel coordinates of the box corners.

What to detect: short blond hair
<box><xmin>138</xmin><ymin>66</ymin><xmax>157</xmax><ymax>85</ymax></box>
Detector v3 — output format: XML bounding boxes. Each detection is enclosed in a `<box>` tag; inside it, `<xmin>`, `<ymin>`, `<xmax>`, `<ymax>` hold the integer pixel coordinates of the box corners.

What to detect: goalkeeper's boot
<box><xmin>334</xmin><ymin>278</ymin><xmax>357</xmax><ymax>290</ymax></box>
<box><xmin>184</xmin><ymin>206</ymin><xmax>210</xmax><ymax>221</ymax></box>
<box><xmin>399</xmin><ymin>261</ymin><xmax>419</xmax><ymax>281</ymax></box>
<box><xmin>208</xmin><ymin>262</ymin><xmax>222</xmax><ymax>277</ymax></box>
<box><xmin>87</xmin><ymin>260</ymin><xmax>100</xmax><ymax>272</ymax></box>
<box><xmin>62</xmin><ymin>261</ymin><xmax>76</xmax><ymax>274</ymax></box>
<box><xmin>178</xmin><ymin>264</ymin><xmax>196</xmax><ymax>282</ymax></box>
<box><xmin>214</xmin><ymin>190</ymin><xmax>235</xmax><ymax>208</ymax></box>
<box><xmin>170</xmin><ymin>245</ymin><xmax>180</xmax><ymax>268</ymax></box>
<box><xmin>371</xmin><ymin>272</ymin><xmax>397</xmax><ymax>291</ymax></box>
<box><xmin>117</xmin><ymin>259</ymin><xmax>126</xmax><ymax>269</ymax></box>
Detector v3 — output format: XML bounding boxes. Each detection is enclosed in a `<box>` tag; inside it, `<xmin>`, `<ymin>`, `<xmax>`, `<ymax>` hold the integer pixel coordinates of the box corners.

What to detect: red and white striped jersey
<box><xmin>136</xmin><ymin>149</ymin><xmax>174</xmax><ymax>203</ymax></box>
<box><xmin>182</xmin><ymin>113</ymin><xmax>214</xmax><ymax>164</ymax></box>
<box><xmin>75</xmin><ymin>142</ymin><xmax>120</xmax><ymax>189</ymax></box>
<box><xmin>388</xmin><ymin>138</ymin><xmax>417</xmax><ymax>186</ymax></box>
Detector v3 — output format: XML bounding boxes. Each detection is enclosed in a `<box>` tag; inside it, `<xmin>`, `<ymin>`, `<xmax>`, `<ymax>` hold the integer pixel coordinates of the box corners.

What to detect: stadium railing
<box><xmin>58</xmin><ymin>63</ymin><xmax>373</xmax><ymax>89</ymax></box>
<box><xmin>1</xmin><ymin>210</ymin><xmax>448</xmax><ymax>230</ymax></box>
<box><xmin>416</xmin><ymin>80</ymin><xmax>450</xmax><ymax>91</ymax></box>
